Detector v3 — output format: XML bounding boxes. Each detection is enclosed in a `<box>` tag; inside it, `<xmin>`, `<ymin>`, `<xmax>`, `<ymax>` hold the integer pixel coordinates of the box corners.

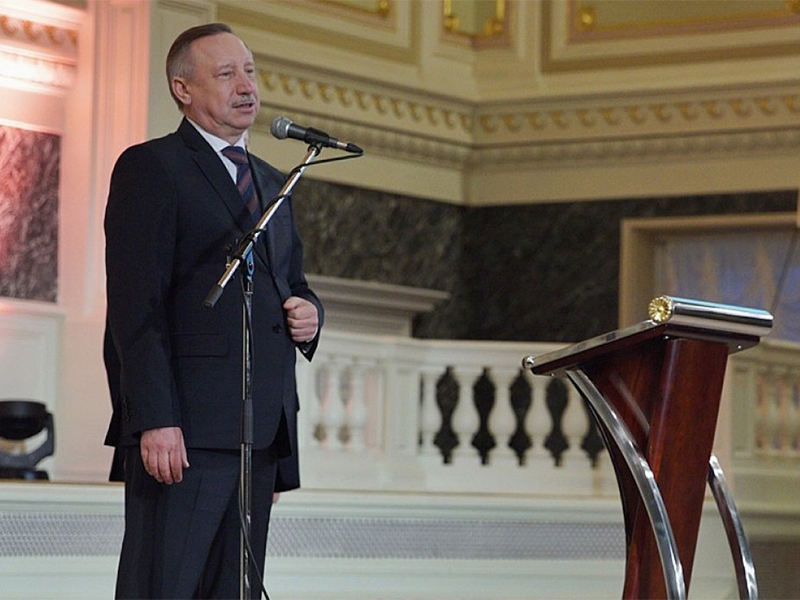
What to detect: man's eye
<box><xmin>219</xmin><ymin>71</ymin><xmax>233</xmax><ymax>78</ymax></box>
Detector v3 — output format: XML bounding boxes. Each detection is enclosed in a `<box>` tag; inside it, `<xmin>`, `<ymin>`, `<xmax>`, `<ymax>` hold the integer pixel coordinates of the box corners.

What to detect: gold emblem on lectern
<box><xmin>648</xmin><ymin>296</ymin><xmax>674</xmax><ymax>323</ymax></box>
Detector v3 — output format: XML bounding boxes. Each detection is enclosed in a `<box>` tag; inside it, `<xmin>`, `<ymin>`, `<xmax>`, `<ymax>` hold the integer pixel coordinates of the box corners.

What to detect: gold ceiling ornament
<box><xmin>442</xmin><ymin>0</ymin><xmax>459</xmax><ymax>33</ymax></box>
<box><xmin>756</xmin><ymin>97</ymin><xmax>776</xmax><ymax>115</ymax></box>
<box><xmin>600</xmin><ymin>108</ymin><xmax>619</xmax><ymax>125</ymax></box>
<box><xmin>391</xmin><ymin>97</ymin><xmax>405</xmax><ymax>118</ymax></box>
<box><xmin>426</xmin><ymin>106</ymin><xmax>439</xmax><ymax>125</ymax></box>
<box><xmin>575</xmin><ymin>5</ymin><xmax>596</xmax><ymax>32</ymax></box>
<box><xmin>442</xmin><ymin>109</ymin><xmax>456</xmax><ymax>128</ymax></box>
<box><xmin>377</xmin><ymin>0</ymin><xmax>391</xmax><ymax>18</ymax></box>
<box><xmin>577</xmin><ymin>109</ymin><xmax>595</xmax><ymax>127</ymax></box>
<box><xmin>501</xmin><ymin>114</ymin><xmax>521</xmax><ymax>131</ymax></box>
<box><xmin>625</xmin><ymin>106</ymin><xmax>646</xmax><ymax>124</ymax></box>
<box><xmin>443</xmin><ymin>0</ymin><xmax>506</xmax><ymax>39</ymax></box>
<box><xmin>526</xmin><ymin>112</ymin><xmax>544</xmax><ymax>129</ymax></box>
<box><xmin>0</xmin><ymin>15</ymin><xmax>18</xmax><ymax>36</ymax></box>
<box><xmin>317</xmin><ymin>83</ymin><xmax>333</xmax><ymax>103</ymax></box>
<box><xmin>650</xmin><ymin>104</ymin><xmax>671</xmax><ymax>123</ymax></box>
<box><xmin>703</xmin><ymin>101</ymin><xmax>724</xmax><ymax>119</ymax></box>
<box><xmin>355</xmin><ymin>90</ymin><xmax>369</xmax><ymax>111</ymax></box>
<box><xmin>677</xmin><ymin>103</ymin><xmax>699</xmax><ymax>120</ymax></box>
<box><xmin>299</xmin><ymin>79</ymin><xmax>314</xmax><ymax>100</ymax></box>
<box><xmin>785</xmin><ymin>0</ymin><xmax>800</xmax><ymax>15</ymax></box>
<box><xmin>729</xmin><ymin>98</ymin><xmax>751</xmax><ymax>117</ymax></box>
<box><xmin>373</xmin><ymin>94</ymin><xmax>387</xmax><ymax>114</ymax></box>
<box><xmin>783</xmin><ymin>95</ymin><xmax>800</xmax><ymax>113</ymax></box>
<box><xmin>550</xmin><ymin>110</ymin><xmax>569</xmax><ymax>128</ymax></box>
<box><xmin>22</xmin><ymin>19</ymin><xmax>41</xmax><ymax>41</ymax></box>
<box><xmin>260</xmin><ymin>70</ymin><xmax>275</xmax><ymax>90</ymax></box>
<box><xmin>278</xmin><ymin>73</ymin><xmax>294</xmax><ymax>95</ymax></box>
<box><xmin>648</xmin><ymin>296</ymin><xmax>674</xmax><ymax>323</ymax></box>
<box><xmin>336</xmin><ymin>86</ymin><xmax>352</xmax><ymax>107</ymax></box>
<box><xmin>479</xmin><ymin>115</ymin><xmax>498</xmax><ymax>133</ymax></box>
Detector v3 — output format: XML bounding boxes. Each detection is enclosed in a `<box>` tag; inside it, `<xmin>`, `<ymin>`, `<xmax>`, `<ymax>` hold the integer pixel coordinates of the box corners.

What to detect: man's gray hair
<box><xmin>166</xmin><ymin>22</ymin><xmax>233</xmax><ymax>110</ymax></box>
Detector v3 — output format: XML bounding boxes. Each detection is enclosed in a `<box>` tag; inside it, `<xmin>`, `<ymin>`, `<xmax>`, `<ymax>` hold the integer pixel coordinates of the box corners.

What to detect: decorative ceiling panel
<box><xmin>543</xmin><ymin>0</ymin><xmax>800</xmax><ymax>72</ymax></box>
<box><xmin>216</xmin><ymin>0</ymin><xmax>418</xmax><ymax>64</ymax></box>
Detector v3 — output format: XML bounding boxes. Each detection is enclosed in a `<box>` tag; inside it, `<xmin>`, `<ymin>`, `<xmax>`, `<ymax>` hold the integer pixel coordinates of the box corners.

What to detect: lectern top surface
<box><xmin>523</xmin><ymin>297</ymin><xmax>772</xmax><ymax>377</ymax></box>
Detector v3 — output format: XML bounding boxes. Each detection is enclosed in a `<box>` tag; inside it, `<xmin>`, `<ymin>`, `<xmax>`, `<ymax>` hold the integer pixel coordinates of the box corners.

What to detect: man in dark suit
<box><xmin>103</xmin><ymin>23</ymin><xmax>322</xmax><ymax>599</ymax></box>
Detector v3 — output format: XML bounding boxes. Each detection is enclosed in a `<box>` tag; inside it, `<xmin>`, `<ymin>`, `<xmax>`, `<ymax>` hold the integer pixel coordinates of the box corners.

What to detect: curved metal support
<box><xmin>567</xmin><ymin>369</ymin><xmax>686</xmax><ymax>600</ymax></box>
<box><xmin>708</xmin><ymin>455</ymin><xmax>758</xmax><ymax>600</ymax></box>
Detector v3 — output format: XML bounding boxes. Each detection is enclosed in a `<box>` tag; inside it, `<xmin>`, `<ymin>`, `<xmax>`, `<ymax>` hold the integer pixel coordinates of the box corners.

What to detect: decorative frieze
<box><xmin>471</xmin><ymin>128</ymin><xmax>800</xmax><ymax>166</ymax></box>
<box><xmin>259</xmin><ymin>68</ymin><xmax>473</xmax><ymax>139</ymax></box>
<box><xmin>0</xmin><ymin>9</ymin><xmax>79</xmax><ymax>91</ymax></box>
<box><xmin>475</xmin><ymin>94</ymin><xmax>800</xmax><ymax>139</ymax></box>
<box><xmin>257</xmin><ymin>63</ymin><xmax>800</xmax><ymax>169</ymax></box>
<box><xmin>0</xmin><ymin>15</ymin><xmax>77</xmax><ymax>49</ymax></box>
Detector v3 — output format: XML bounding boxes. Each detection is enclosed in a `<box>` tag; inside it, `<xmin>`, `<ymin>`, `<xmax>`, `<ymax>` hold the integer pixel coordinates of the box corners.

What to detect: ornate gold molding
<box><xmin>252</xmin><ymin>109</ymin><xmax>471</xmax><ymax>168</ymax></box>
<box><xmin>0</xmin><ymin>14</ymin><xmax>78</xmax><ymax>49</ymax></box>
<box><xmin>259</xmin><ymin>68</ymin><xmax>473</xmax><ymax>136</ymax></box>
<box><xmin>254</xmin><ymin>59</ymin><xmax>800</xmax><ymax>174</ymax></box>
<box><xmin>471</xmin><ymin>128</ymin><xmax>800</xmax><ymax>165</ymax></box>
<box><xmin>441</xmin><ymin>0</ymin><xmax>511</xmax><ymax>50</ymax></box>
<box><xmin>0</xmin><ymin>10</ymin><xmax>79</xmax><ymax>90</ymax></box>
<box><xmin>544</xmin><ymin>1</ymin><xmax>800</xmax><ymax>73</ymax></box>
<box><xmin>475</xmin><ymin>93</ymin><xmax>800</xmax><ymax>137</ymax></box>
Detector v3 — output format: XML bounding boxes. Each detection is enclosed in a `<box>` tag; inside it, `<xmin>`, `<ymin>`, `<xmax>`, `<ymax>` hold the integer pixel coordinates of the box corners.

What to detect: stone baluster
<box><xmin>345</xmin><ymin>361</ymin><xmax>369</xmax><ymax>451</ymax></box>
<box><xmin>754</xmin><ymin>368</ymin><xmax>768</xmax><ymax>454</ymax></box>
<box><xmin>487</xmin><ymin>367</ymin><xmax>518</xmax><ymax>462</ymax></box>
<box><xmin>320</xmin><ymin>358</ymin><xmax>346</xmax><ymax>450</ymax></box>
<box><xmin>763</xmin><ymin>369</ymin><xmax>781</xmax><ymax>457</ymax></box>
<box><xmin>788</xmin><ymin>373</ymin><xmax>800</xmax><ymax>458</ymax></box>
<box><xmin>524</xmin><ymin>371</ymin><xmax>551</xmax><ymax>464</ymax></box>
<box><xmin>451</xmin><ymin>367</ymin><xmax>483</xmax><ymax>461</ymax></box>
<box><xmin>419</xmin><ymin>367</ymin><xmax>443</xmax><ymax>456</ymax></box>
<box><xmin>562</xmin><ymin>384</ymin><xmax>589</xmax><ymax>464</ymax></box>
<box><xmin>294</xmin><ymin>355</ymin><xmax>317</xmax><ymax>450</ymax></box>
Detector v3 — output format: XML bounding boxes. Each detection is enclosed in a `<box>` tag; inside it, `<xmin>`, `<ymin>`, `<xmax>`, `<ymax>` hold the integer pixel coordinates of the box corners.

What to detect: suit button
<box><xmin>273</xmin><ymin>324</ymin><xmax>283</xmax><ymax>334</ymax></box>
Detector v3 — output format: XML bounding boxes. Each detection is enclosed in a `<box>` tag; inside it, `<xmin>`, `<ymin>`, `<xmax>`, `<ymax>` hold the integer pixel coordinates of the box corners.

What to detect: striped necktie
<box><xmin>221</xmin><ymin>146</ymin><xmax>260</xmax><ymax>219</ymax></box>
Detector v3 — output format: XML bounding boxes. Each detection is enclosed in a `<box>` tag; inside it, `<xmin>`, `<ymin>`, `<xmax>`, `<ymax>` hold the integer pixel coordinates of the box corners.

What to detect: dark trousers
<box><xmin>115</xmin><ymin>446</ymin><xmax>278</xmax><ymax>599</ymax></box>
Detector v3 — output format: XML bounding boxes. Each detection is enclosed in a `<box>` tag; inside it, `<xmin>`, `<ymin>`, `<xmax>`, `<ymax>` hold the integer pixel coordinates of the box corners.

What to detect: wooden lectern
<box><xmin>523</xmin><ymin>296</ymin><xmax>772</xmax><ymax>600</ymax></box>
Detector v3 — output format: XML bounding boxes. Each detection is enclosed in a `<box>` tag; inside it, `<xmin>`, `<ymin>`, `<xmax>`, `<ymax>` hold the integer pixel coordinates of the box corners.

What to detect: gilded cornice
<box><xmin>471</xmin><ymin>128</ymin><xmax>800</xmax><ymax>166</ymax></box>
<box><xmin>252</xmin><ymin>109</ymin><xmax>472</xmax><ymax>169</ymax></box>
<box><xmin>0</xmin><ymin>14</ymin><xmax>78</xmax><ymax>50</ymax></box>
<box><xmin>255</xmin><ymin>62</ymin><xmax>800</xmax><ymax>168</ymax></box>
<box><xmin>474</xmin><ymin>92</ymin><xmax>800</xmax><ymax>143</ymax></box>
<box><xmin>0</xmin><ymin>11</ymin><xmax>79</xmax><ymax>90</ymax></box>
<box><xmin>259</xmin><ymin>68</ymin><xmax>473</xmax><ymax>141</ymax></box>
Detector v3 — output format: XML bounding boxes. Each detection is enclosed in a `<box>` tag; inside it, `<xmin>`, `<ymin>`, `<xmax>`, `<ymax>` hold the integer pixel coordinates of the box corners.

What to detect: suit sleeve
<box><xmin>104</xmin><ymin>145</ymin><xmax>181</xmax><ymax>438</ymax></box>
<box><xmin>286</xmin><ymin>195</ymin><xmax>324</xmax><ymax>361</ymax></box>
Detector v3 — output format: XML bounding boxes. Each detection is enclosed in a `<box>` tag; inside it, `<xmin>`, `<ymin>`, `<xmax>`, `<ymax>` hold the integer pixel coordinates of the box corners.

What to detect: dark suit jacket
<box><xmin>103</xmin><ymin>118</ymin><xmax>321</xmax><ymax>490</ymax></box>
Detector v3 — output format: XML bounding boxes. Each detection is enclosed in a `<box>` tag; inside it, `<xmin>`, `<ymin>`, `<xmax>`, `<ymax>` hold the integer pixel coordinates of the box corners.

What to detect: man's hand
<box><xmin>283</xmin><ymin>296</ymin><xmax>318</xmax><ymax>343</ymax></box>
<box><xmin>140</xmin><ymin>426</ymin><xmax>189</xmax><ymax>485</ymax></box>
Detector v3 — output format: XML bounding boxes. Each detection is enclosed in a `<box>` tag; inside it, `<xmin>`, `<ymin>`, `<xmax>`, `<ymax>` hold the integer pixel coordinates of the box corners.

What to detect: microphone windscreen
<box><xmin>270</xmin><ymin>116</ymin><xmax>292</xmax><ymax>140</ymax></box>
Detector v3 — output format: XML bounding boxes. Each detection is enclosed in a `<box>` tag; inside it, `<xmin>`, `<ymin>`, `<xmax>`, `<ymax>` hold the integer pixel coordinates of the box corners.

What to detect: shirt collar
<box><xmin>187</xmin><ymin>118</ymin><xmax>246</xmax><ymax>152</ymax></box>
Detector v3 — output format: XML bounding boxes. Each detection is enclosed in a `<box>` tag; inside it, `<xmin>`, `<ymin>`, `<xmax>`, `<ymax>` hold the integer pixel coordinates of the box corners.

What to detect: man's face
<box><xmin>175</xmin><ymin>33</ymin><xmax>260</xmax><ymax>143</ymax></box>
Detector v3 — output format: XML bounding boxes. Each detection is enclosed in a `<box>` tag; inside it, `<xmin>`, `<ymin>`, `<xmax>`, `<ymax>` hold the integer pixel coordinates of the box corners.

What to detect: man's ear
<box><xmin>172</xmin><ymin>77</ymin><xmax>191</xmax><ymax>107</ymax></box>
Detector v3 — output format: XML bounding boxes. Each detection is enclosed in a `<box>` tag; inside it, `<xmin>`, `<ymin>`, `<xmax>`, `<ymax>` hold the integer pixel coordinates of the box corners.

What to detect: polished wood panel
<box><xmin>533</xmin><ymin>330</ymin><xmax>733</xmax><ymax>598</ymax></box>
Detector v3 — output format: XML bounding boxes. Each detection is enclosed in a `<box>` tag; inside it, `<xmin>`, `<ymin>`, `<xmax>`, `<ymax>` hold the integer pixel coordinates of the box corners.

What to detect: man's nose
<box><xmin>235</xmin><ymin>73</ymin><xmax>255</xmax><ymax>95</ymax></box>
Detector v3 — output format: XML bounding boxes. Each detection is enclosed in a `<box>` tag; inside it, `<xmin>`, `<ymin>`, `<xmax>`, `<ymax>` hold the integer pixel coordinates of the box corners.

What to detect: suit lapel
<box><xmin>249</xmin><ymin>157</ymin><xmax>278</xmax><ymax>270</ymax></box>
<box><xmin>178</xmin><ymin>120</ymin><xmax>270</xmax><ymax>267</ymax></box>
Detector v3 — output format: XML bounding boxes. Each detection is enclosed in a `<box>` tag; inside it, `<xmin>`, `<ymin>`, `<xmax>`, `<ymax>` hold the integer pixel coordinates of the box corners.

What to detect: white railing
<box><xmin>728</xmin><ymin>338</ymin><xmax>800</xmax><ymax>461</ymax></box>
<box><xmin>296</xmin><ymin>331</ymin><xmax>618</xmax><ymax>496</ymax></box>
<box><xmin>296</xmin><ymin>331</ymin><xmax>800</xmax><ymax>503</ymax></box>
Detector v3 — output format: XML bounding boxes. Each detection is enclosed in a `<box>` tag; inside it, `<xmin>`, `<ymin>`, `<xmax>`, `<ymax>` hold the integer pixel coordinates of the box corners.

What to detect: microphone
<box><xmin>270</xmin><ymin>116</ymin><xmax>363</xmax><ymax>154</ymax></box>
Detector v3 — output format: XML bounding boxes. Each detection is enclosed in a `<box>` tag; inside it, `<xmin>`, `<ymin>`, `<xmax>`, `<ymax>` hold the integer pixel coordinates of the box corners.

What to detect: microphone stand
<box><xmin>204</xmin><ymin>142</ymin><xmax>322</xmax><ymax>600</ymax></box>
